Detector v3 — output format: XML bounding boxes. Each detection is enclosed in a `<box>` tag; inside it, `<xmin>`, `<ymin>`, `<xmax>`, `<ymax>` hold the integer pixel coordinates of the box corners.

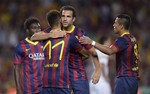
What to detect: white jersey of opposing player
<box><xmin>86</xmin><ymin>49</ymin><xmax>112</xmax><ymax>94</ymax></box>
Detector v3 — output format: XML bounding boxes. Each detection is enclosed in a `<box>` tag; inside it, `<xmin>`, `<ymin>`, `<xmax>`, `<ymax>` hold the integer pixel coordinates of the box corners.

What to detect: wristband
<box><xmin>91</xmin><ymin>41</ymin><xmax>96</xmax><ymax>46</ymax></box>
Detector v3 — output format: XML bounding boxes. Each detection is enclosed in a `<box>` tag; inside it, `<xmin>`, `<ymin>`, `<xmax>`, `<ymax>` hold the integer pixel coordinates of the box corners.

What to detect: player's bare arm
<box><xmin>14</xmin><ymin>64</ymin><xmax>23</xmax><ymax>94</ymax></box>
<box><xmin>88</xmin><ymin>47</ymin><xmax>101</xmax><ymax>84</ymax></box>
<box><xmin>79</xmin><ymin>36</ymin><xmax>118</xmax><ymax>55</ymax></box>
<box><xmin>31</xmin><ymin>31</ymin><xmax>66</xmax><ymax>41</ymax></box>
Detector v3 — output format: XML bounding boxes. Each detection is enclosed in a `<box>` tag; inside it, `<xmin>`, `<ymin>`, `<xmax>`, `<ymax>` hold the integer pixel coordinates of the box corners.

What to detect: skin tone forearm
<box><xmin>79</xmin><ymin>36</ymin><xmax>118</xmax><ymax>55</ymax></box>
<box><xmin>94</xmin><ymin>43</ymin><xmax>115</xmax><ymax>55</ymax></box>
<box><xmin>14</xmin><ymin>65</ymin><xmax>23</xmax><ymax>94</ymax></box>
<box><xmin>91</xmin><ymin>55</ymin><xmax>101</xmax><ymax>84</ymax></box>
<box><xmin>31</xmin><ymin>31</ymin><xmax>66</xmax><ymax>41</ymax></box>
<box><xmin>79</xmin><ymin>47</ymin><xmax>100</xmax><ymax>84</ymax></box>
<box><xmin>31</xmin><ymin>32</ymin><xmax>52</xmax><ymax>41</ymax></box>
<box><xmin>88</xmin><ymin>47</ymin><xmax>101</xmax><ymax>84</ymax></box>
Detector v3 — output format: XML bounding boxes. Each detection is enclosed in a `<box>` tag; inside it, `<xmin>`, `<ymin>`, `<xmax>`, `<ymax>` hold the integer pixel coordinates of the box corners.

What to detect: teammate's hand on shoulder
<box><xmin>79</xmin><ymin>36</ymin><xmax>92</xmax><ymax>45</ymax></box>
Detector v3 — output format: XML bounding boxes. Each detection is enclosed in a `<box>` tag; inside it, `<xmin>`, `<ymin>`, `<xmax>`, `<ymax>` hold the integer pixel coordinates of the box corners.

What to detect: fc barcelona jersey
<box><xmin>13</xmin><ymin>38</ymin><xmax>45</xmax><ymax>94</ymax></box>
<box><xmin>113</xmin><ymin>33</ymin><xmax>139</xmax><ymax>79</ymax></box>
<box><xmin>68</xmin><ymin>26</ymin><xmax>93</xmax><ymax>81</ymax></box>
<box><xmin>43</xmin><ymin>32</ymin><xmax>83</xmax><ymax>88</ymax></box>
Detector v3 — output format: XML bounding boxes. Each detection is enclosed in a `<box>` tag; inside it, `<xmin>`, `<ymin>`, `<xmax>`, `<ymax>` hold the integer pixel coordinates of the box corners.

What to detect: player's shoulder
<box><xmin>120</xmin><ymin>34</ymin><xmax>135</xmax><ymax>42</ymax></box>
<box><xmin>14</xmin><ymin>40</ymin><xmax>24</xmax><ymax>51</ymax></box>
<box><xmin>118</xmin><ymin>36</ymin><xmax>127</xmax><ymax>41</ymax></box>
<box><xmin>66</xmin><ymin>34</ymin><xmax>78</xmax><ymax>41</ymax></box>
<box><xmin>74</xmin><ymin>27</ymin><xmax>88</xmax><ymax>37</ymax></box>
<box><xmin>18</xmin><ymin>39</ymin><xmax>25</xmax><ymax>45</ymax></box>
<box><xmin>17</xmin><ymin>38</ymin><xmax>30</xmax><ymax>47</ymax></box>
<box><xmin>75</xmin><ymin>26</ymin><xmax>85</xmax><ymax>32</ymax></box>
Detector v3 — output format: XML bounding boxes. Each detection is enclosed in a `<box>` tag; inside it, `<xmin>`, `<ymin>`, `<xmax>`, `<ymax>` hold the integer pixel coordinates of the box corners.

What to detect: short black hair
<box><xmin>46</xmin><ymin>10</ymin><xmax>61</xmax><ymax>27</ymax></box>
<box><xmin>117</xmin><ymin>14</ymin><xmax>131</xmax><ymax>30</ymax></box>
<box><xmin>24</xmin><ymin>17</ymin><xmax>40</xmax><ymax>29</ymax></box>
<box><xmin>60</xmin><ymin>5</ymin><xmax>76</xmax><ymax>17</ymax></box>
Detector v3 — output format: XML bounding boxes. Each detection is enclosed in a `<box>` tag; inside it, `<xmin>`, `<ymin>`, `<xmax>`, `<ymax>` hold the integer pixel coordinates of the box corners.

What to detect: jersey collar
<box><xmin>120</xmin><ymin>32</ymin><xmax>130</xmax><ymax>37</ymax></box>
<box><xmin>67</xmin><ymin>25</ymin><xmax>75</xmax><ymax>33</ymax></box>
<box><xmin>25</xmin><ymin>38</ymin><xmax>39</xmax><ymax>45</ymax></box>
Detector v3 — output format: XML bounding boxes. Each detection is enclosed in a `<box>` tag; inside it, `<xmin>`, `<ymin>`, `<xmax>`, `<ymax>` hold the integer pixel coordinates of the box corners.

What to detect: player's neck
<box><xmin>64</xmin><ymin>25</ymin><xmax>74</xmax><ymax>31</ymax></box>
<box><xmin>63</xmin><ymin>25</ymin><xmax>75</xmax><ymax>33</ymax></box>
<box><xmin>120</xmin><ymin>29</ymin><xmax>129</xmax><ymax>36</ymax></box>
<box><xmin>51</xmin><ymin>25</ymin><xmax>61</xmax><ymax>32</ymax></box>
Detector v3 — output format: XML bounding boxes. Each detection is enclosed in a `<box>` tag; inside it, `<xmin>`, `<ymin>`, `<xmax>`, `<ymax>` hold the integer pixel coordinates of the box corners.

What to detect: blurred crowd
<box><xmin>0</xmin><ymin>0</ymin><xmax>150</xmax><ymax>94</ymax></box>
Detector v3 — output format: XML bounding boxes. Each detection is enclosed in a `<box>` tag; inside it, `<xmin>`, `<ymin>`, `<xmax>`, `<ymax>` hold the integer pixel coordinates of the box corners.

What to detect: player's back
<box><xmin>43</xmin><ymin>33</ymin><xmax>83</xmax><ymax>88</ymax></box>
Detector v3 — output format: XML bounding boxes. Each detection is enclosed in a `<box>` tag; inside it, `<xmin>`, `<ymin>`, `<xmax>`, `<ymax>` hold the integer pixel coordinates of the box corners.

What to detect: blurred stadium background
<box><xmin>0</xmin><ymin>0</ymin><xmax>149</xmax><ymax>94</ymax></box>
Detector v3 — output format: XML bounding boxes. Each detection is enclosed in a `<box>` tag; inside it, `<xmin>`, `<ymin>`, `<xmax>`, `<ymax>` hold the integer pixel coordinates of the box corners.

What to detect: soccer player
<box><xmin>87</xmin><ymin>36</ymin><xmax>112</xmax><ymax>94</ymax></box>
<box><xmin>60</xmin><ymin>5</ymin><xmax>101</xmax><ymax>94</ymax></box>
<box><xmin>41</xmin><ymin>10</ymin><xmax>89</xmax><ymax>94</ymax></box>
<box><xmin>13</xmin><ymin>17</ymin><xmax>45</xmax><ymax>94</ymax></box>
<box><xmin>79</xmin><ymin>14</ymin><xmax>140</xmax><ymax>94</ymax></box>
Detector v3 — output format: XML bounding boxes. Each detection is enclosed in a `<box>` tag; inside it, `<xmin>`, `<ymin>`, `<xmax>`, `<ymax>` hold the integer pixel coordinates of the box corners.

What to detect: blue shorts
<box><xmin>113</xmin><ymin>77</ymin><xmax>138</xmax><ymax>94</ymax></box>
<box><xmin>71</xmin><ymin>80</ymin><xmax>89</xmax><ymax>94</ymax></box>
<box><xmin>42</xmin><ymin>87</ymin><xmax>72</xmax><ymax>94</ymax></box>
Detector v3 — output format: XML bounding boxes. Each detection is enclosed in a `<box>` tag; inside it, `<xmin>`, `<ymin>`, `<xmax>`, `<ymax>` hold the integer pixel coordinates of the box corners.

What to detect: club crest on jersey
<box><xmin>28</xmin><ymin>53</ymin><xmax>45</xmax><ymax>60</ymax></box>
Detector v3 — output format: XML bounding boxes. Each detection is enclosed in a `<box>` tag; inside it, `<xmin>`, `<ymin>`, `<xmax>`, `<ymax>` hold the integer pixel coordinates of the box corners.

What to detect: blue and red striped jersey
<box><xmin>43</xmin><ymin>32</ymin><xmax>83</xmax><ymax>88</ymax></box>
<box><xmin>13</xmin><ymin>38</ymin><xmax>45</xmax><ymax>94</ymax></box>
<box><xmin>68</xmin><ymin>26</ymin><xmax>93</xmax><ymax>81</ymax></box>
<box><xmin>113</xmin><ymin>33</ymin><xmax>139</xmax><ymax>79</ymax></box>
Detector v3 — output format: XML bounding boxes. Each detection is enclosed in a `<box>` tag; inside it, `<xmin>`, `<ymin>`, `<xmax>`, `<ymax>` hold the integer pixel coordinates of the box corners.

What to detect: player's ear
<box><xmin>121</xmin><ymin>25</ymin><xmax>124</xmax><ymax>29</ymax></box>
<box><xmin>73</xmin><ymin>17</ymin><xmax>76</xmax><ymax>22</ymax></box>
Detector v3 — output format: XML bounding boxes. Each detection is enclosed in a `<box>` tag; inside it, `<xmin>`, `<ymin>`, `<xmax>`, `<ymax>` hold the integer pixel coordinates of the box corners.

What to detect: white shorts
<box><xmin>89</xmin><ymin>80</ymin><xmax>112</xmax><ymax>94</ymax></box>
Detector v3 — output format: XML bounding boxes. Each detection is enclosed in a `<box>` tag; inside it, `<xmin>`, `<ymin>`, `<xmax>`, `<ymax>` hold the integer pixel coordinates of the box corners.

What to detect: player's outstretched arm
<box><xmin>31</xmin><ymin>31</ymin><xmax>66</xmax><ymax>41</ymax></box>
<box><xmin>79</xmin><ymin>36</ymin><xmax>117</xmax><ymax>55</ymax></box>
<box><xmin>31</xmin><ymin>32</ymin><xmax>51</xmax><ymax>41</ymax></box>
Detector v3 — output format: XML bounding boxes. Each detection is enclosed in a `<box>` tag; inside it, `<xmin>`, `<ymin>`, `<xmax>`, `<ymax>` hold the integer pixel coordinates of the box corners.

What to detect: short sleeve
<box><xmin>13</xmin><ymin>44</ymin><xmax>23</xmax><ymax>64</ymax></box>
<box><xmin>113</xmin><ymin>37</ymin><xmax>128</xmax><ymax>52</ymax></box>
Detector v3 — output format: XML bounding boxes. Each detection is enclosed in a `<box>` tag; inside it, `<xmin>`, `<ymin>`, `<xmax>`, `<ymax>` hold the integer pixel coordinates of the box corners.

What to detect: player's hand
<box><xmin>50</xmin><ymin>31</ymin><xmax>66</xmax><ymax>38</ymax></box>
<box><xmin>91</xmin><ymin>70</ymin><xmax>101</xmax><ymax>84</ymax></box>
<box><xmin>79</xmin><ymin>36</ymin><xmax>93</xmax><ymax>44</ymax></box>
